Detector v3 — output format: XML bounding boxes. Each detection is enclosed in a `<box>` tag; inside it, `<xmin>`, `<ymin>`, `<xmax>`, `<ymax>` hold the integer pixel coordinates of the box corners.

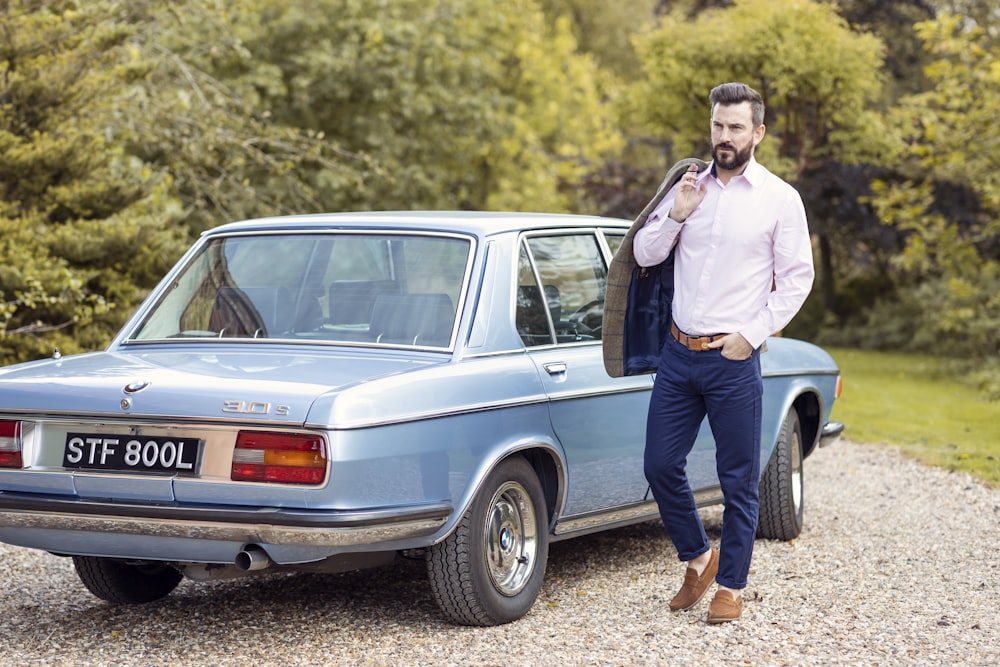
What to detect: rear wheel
<box><xmin>427</xmin><ymin>456</ymin><xmax>549</xmax><ymax>626</ymax></box>
<box><xmin>73</xmin><ymin>556</ymin><xmax>182</xmax><ymax>604</ymax></box>
<box><xmin>757</xmin><ymin>407</ymin><xmax>804</xmax><ymax>540</ymax></box>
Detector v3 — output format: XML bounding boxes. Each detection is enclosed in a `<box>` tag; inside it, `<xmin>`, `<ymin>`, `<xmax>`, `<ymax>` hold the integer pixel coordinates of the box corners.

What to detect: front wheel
<box><xmin>73</xmin><ymin>556</ymin><xmax>182</xmax><ymax>604</ymax></box>
<box><xmin>427</xmin><ymin>456</ymin><xmax>549</xmax><ymax>626</ymax></box>
<box><xmin>756</xmin><ymin>407</ymin><xmax>804</xmax><ymax>540</ymax></box>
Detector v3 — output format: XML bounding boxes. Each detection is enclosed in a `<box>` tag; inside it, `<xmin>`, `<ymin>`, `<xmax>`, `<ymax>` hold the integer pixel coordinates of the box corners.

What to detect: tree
<box><xmin>0</xmin><ymin>0</ymin><xmax>627</xmax><ymax>363</ymax></box>
<box><xmin>930</xmin><ymin>0</ymin><xmax>1000</xmax><ymax>35</ymax></box>
<box><xmin>108</xmin><ymin>0</ymin><xmax>371</xmax><ymax>234</ymax></box>
<box><xmin>0</xmin><ymin>0</ymin><xmax>383</xmax><ymax>362</ymax></box>
<box><xmin>866</xmin><ymin>14</ymin><xmax>1000</xmax><ymax>373</ymax></box>
<box><xmin>536</xmin><ymin>0</ymin><xmax>659</xmax><ymax>77</ymax></box>
<box><xmin>626</xmin><ymin>0</ymin><xmax>893</xmax><ymax>335</ymax></box>
<box><xmin>0</xmin><ymin>0</ymin><xmax>186</xmax><ymax>362</ymax></box>
<box><xmin>220</xmin><ymin>0</ymin><xmax>623</xmax><ymax>214</ymax></box>
<box><xmin>836</xmin><ymin>0</ymin><xmax>937</xmax><ymax>98</ymax></box>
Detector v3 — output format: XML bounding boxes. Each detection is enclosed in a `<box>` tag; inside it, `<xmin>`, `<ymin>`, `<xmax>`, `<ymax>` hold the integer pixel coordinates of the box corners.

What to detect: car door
<box><xmin>516</xmin><ymin>231</ymin><xmax>654</xmax><ymax>517</ymax></box>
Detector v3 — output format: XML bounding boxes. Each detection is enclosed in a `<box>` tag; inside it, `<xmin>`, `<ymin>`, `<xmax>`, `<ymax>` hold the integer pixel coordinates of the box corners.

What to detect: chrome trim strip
<box><xmin>0</xmin><ymin>373</ymin><xmax>649</xmax><ymax>429</ymax></box>
<box><xmin>311</xmin><ymin>396</ymin><xmax>552</xmax><ymax>430</ymax></box>
<box><xmin>0</xmin><ymin>411</ymin><xmax>312</xmax><ymax>430</ymax></box>
<box><xmin>553</xmin><ymin>501</ymin><xmax>660</xmax><ymax>537</ymax></box>
<box><xmin>1</xmin><ymin>397</ymin><xmax>555</xmax><ymax>430</ymax></box>
<box><xmin>694</xmin><ymin>486</ymin><xmax>725</xmax><ymax>507</ymax></box>
<box><xmin>540</xmin><ymin>385</ymin><xmax>651</xmax><ymax>403</ymax></box>
<box><xmin>313</xmin><ymin>385</ymin><xmax>653</xmax><ymax>430</ymax></box>
<box><xmin>763</xmin><ymin>368</ymin><xmax>840</xmax><ymax>378</ymax></box>
<box><xmin>553</xmin><ymin>488</ymin><xmax>725</xmax><ymax>539</ymax></box>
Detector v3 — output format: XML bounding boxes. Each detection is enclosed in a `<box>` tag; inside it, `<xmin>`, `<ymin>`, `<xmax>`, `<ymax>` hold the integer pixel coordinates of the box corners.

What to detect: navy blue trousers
<box><xmin>644</xmin><ymin>336</ymin><xmax>763</xmax><ymax>589</ymax></box>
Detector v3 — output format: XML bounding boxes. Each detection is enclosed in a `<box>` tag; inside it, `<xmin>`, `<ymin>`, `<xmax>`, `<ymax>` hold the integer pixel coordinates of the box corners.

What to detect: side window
<box><xmin>516</xmin><ymin>243</ymin><xmax>555</xmax><ymax>347</ymax></box>
<box><xmin>516</xmin><ymin>233</ymin><xmax>606</xmax><ymax>347</ymax></box>
<box><xmin>604</xmin><ymin>231</ymin><xmax>625</xmax><ymax>258</ymax></box>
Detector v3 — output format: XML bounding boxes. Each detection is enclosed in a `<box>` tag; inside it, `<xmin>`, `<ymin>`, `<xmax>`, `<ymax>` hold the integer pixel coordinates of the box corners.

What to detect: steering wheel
<box><xmin>568</xmin><ymin>299</ymin><xmax>604</xmax><ymax>330</ymax></box>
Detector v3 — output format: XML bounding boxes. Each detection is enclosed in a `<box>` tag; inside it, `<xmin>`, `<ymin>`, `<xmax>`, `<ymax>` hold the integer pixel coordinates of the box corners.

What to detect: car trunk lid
<box><xmin>0</xmin><ymin>348</ymin><xmax>443</xmax><ymax>424</ymax></box>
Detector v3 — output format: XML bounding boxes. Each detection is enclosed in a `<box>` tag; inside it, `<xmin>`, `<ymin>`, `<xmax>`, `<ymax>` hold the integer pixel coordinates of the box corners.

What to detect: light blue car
<box><xmin>0</xmin><ymin>212</ymin><xmax>842</xmax><ymax>625</ymax></box>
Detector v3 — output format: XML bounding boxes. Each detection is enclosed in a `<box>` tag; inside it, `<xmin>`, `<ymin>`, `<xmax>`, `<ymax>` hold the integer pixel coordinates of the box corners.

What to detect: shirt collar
<box><xmin>706</xmin><ymin>156</ymin><xmax>765</xmax><ymax>187</ymax></box>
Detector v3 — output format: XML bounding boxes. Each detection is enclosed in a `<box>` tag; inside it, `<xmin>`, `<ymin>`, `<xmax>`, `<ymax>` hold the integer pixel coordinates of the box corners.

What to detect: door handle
<box><xmin>543</xmin><ymin>362</ymin><xmax>567</xmax><ymax>375</ymax></box>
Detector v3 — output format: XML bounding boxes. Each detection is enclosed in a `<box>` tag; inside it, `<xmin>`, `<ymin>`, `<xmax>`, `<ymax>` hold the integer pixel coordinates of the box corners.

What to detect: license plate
<box><xmin>63</xmin><ymin>433</ymin><xmax>202</xmax><ymax>474</ymax></box>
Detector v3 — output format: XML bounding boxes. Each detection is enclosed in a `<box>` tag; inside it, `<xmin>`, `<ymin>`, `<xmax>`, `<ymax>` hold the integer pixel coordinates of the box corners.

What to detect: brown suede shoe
<box><xmin>706</xmin><ymin>589</ymin><xmax>743</xmax><ymax>624</ymax></box>
<box><xmin>668</xmin><ymin>547</ymin><xmax>719</xmax><ymax>611</ymax></box>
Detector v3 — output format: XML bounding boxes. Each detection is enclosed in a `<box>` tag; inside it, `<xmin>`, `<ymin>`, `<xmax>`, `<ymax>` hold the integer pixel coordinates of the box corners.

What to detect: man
<box><xmin>634</xmin><ymin>82</ymin><xmax>814</xmax><ymax>623</ymax></box>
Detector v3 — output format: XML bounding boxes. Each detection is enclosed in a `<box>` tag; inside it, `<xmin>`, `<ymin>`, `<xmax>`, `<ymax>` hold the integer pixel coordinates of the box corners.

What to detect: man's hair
<box><xmin>709</xmin><ymin>82</ymin><xmax>765</xmax><ymax>128</ymax></box>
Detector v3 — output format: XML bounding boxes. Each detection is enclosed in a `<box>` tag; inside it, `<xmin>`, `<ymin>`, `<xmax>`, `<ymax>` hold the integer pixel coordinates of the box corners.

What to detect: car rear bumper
<box><xmin>0</xmin><ymin>492</ymin><xmax>451</xmax><ymax>560</ymax></box>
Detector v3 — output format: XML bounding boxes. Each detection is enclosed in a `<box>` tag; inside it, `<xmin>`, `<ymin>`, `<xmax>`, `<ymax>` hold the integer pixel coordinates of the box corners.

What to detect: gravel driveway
<box><xmin>1</xmin><ymin>440</ymin><xmax>997</xmax><ymax>666</ymax></box>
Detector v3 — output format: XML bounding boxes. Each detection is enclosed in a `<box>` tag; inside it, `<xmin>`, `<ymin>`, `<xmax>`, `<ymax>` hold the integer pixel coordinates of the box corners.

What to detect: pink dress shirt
<box><xmin>633</xmin><ymin>158</ymin><xmax>814</xmax><ymax>350</ymax></box>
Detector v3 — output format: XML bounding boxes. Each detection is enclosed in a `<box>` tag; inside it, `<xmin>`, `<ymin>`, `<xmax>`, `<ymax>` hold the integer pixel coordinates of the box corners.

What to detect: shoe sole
<box><xmin>705</xmin><ymin>614</ymin><xmax>740</xmax><ymax>624</ymax></box>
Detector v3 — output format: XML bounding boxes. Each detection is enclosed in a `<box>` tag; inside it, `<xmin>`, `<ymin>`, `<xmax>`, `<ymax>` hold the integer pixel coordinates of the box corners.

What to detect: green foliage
<box><xmin>930</xmin><ymin>0</ymin><xmax>1000</xmax><ymax>36</ymax></box>
<box><xmin>862</xmin><ymin>14</ymin><xmax>1000</xmax><ymax>364</ymax></box>
<box><xmin>1</xmin><ymin>0</ymin><xmax>996</xmax><ymax>383</ymax></box>
<box><xmin>108</xmin><ymin>0</ymin><xmax>371</xmax><ymax>234</ymax></box>
<box><xmin>0</xmin><ymin>0</ymin><xmax>625</xmax><ymax>364</ymax></box>
<box><xmin>0</xmin><ymin>1</ymin><xmax>186</xmax><ymax>361</ymax></box>
<box><xmin>629</xmin><ymin>0</ymin><xmax>890</xmax><ymax>177</ymax></box>
<box><xmin>224</xmin><ymin>0</ymin><xmax>622</xmax><ymax>213</ymax></box>
<box><xmin>536</xmin><ymin>0</ymin><xmax>660</xmax><ymax>77</ymax></box>
<box><xmin>835</xmin><ymin>0</ymin><xmax>936</xmax><ymax>99</ymax></box>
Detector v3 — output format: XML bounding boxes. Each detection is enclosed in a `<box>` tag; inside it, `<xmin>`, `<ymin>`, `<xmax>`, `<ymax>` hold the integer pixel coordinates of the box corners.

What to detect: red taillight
<box><xmin>836</xmin><ymin>374</ymin><xmax>843</xmax><ymax>399</ymax></box>
<box><xmin>0</xmin><ymin>421</ymin><xmax>23</xmax><ymax>468</ymax></box>
<box><xmin>231</xmin><ymin>431</ymin><xmax>327</xmax><ymax>484</ymax></box>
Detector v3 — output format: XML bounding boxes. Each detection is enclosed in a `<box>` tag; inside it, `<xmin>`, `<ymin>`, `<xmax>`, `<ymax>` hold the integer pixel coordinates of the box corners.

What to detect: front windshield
<box><xmin>129</xmin><ymin>232</ymin><xmax>472</xmax><ymax>349</ymax></box>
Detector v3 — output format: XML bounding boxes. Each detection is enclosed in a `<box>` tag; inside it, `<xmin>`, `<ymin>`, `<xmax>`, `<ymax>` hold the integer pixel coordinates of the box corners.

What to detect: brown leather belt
<box><xmin>670</xmin><ymin>321</ymin><xmax>727</xmax><ymax>351</ymax></box>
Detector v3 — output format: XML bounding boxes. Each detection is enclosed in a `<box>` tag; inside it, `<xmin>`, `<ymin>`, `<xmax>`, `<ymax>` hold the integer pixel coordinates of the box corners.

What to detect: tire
<box><xmin>427</xmin><ymin>456</ymin><xmax>549</xmax><ymax>626</ymax></box>
<box><xmin>73</xmin><ymin>556</ymin><xmax>182</xmax><ymax>604</ymax></box>
<box><xmin>756</xmin><ymin>407</ymin><xmax>804</xmax><ymax>541</ymax></box>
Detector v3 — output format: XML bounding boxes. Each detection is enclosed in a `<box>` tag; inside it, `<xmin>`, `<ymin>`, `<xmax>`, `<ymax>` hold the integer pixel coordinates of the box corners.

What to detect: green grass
<box><xmin>827</xmin><ymin>347</ymin><xmax>1000</xmax><ymax>487</ymax></box>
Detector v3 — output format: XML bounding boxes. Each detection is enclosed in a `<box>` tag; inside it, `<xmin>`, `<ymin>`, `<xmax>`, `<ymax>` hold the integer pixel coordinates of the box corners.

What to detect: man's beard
<box><xmin>712</xmin><ymin>141</ymin><xmax>753</xmax><ymax>171</ymax></box>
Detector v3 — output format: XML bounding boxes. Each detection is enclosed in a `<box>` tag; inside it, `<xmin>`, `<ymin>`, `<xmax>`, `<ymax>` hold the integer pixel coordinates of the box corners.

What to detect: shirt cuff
<box><xmin>738</xmin><ymin>322</ymin><xmax>770</xmax><ymax>351</ymax></box>
<box><xmin>633</xmin><ymin>202</ymin><xmax>682</xmax><ymax>267</ymax></box>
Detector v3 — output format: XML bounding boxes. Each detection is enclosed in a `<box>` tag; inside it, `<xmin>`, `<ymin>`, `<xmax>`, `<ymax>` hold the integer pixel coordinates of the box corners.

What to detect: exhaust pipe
<box><xmin>234</xmin><ymin>546</ymin><xmax>272</xmax><ymax>572</ymax></box>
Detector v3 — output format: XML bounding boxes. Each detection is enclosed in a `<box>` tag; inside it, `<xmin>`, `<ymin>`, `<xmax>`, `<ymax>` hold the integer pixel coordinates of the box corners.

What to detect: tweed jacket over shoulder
<box><xmin>602</xmin><ymin>158</ymin><xmax>709</xmax><ymax>378</ymax></box>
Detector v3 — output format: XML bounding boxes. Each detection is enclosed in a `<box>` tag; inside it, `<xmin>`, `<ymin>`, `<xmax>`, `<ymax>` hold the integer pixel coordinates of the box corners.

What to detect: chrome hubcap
<box><xmin>484</xmin><ymin>481</ymin><xmax>537</xmax><ymax>596</ymax></box>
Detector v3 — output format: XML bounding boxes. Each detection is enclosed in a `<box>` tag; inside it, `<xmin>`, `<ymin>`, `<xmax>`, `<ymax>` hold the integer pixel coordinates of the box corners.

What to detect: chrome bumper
<box><xmin>819</xmin><ymin>421</ymin><xmax>844</xmax><ymax>447</ymax></box>
<box><xmin>0</xmin><ymin>494</ymin><xmax>451</xmax><ymax>547</ymax></box>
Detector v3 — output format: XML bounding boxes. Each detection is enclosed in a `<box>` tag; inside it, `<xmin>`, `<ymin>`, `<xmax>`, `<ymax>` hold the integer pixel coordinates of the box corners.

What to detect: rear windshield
<box><xmin>129</xmin><ymin>232</ymin><xmax>473</xmax><ymax>349</ymax></box>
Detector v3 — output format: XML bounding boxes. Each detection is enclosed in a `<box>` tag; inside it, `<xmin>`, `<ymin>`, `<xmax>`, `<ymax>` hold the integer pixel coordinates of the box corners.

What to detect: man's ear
<box><xmin>753</xmin><ymin>123</ymin><xmax>766</xmax><ymax>147</ymax></box>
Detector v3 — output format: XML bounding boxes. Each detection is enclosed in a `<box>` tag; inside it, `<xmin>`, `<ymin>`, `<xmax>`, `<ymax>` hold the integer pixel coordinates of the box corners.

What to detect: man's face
<box><xmin>710</xmin><ymin>101</ymin><xmax>765</xmax><ymax>171</ymax></box>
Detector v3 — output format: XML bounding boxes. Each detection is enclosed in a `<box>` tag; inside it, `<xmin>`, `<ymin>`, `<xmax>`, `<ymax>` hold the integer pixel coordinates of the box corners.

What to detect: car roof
<box><xmin>202</xmin><ymin>210</ymin><xmax>632</xmax><ymax>239</ymax></box>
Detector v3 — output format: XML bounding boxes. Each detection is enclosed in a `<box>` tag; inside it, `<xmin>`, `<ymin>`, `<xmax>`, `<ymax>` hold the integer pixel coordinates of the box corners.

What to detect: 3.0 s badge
<box><xmin>222</xmin><ymin>400</ymin><xmax>290</xmax><ymax>416</ymax></box>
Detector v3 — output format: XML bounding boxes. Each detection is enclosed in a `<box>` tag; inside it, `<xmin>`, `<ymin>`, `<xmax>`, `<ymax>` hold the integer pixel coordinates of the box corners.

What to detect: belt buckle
<box><xmin>699</xmin><ymin>339</ymin><xmax>710</xmax><ymax>351</ymax></box>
